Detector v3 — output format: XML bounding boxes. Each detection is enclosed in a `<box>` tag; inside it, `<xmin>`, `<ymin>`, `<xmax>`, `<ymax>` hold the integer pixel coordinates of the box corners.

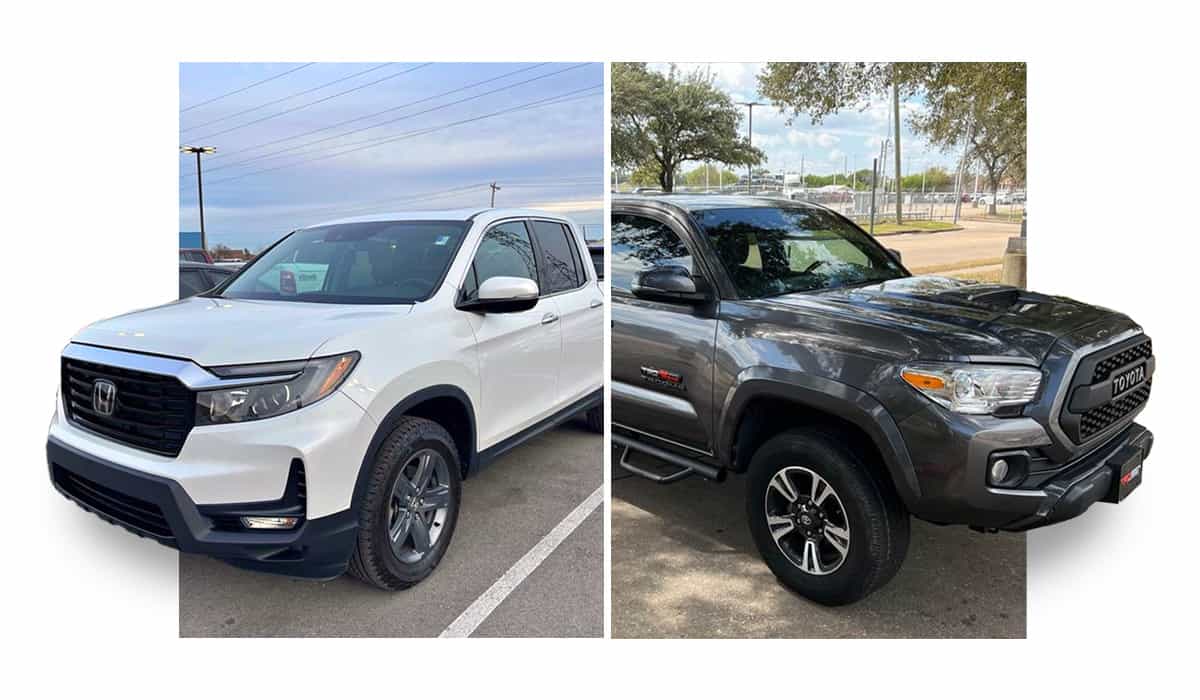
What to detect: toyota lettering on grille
<box><xmin>92</xmin><ymin>379</ymin><xmax>117</xmax><ymax>416</ymax></box>
<box><xmin>1112</xmin><ymin>364</ymin><xmax>1147</xmax><ymax>398</ymax></box>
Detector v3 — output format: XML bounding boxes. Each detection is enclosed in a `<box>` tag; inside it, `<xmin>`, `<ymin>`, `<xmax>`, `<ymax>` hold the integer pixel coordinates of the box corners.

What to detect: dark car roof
<box><xmin>179</xmin><ymin>261</ymin><xmax>234</xmax><ymax>273</ymax></box>
<box><xmin>612</xmin><ymin>194</ymin><xmax>828</xmax><ymax>214</ymax></box>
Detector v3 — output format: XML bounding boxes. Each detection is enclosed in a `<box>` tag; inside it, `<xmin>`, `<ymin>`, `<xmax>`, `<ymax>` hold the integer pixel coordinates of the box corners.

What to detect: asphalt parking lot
<box><xmin>612</xmin><ymin>453</ymin><xmax>1025</xmax><ymax>639</ymax></box>
<box><xmin>179</xmin><ymin>423</ymin><xmax>603</xmax><ymax>638</ymax></box>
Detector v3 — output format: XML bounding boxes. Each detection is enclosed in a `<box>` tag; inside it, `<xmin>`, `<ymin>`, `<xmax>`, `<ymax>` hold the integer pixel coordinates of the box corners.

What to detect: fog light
<box><xmin>240</xmin><ymin>516</ymin><xmax>299</xmax><ymax>530</ymax></box>
<box><xmin>989</xmin><ymin>459</ymin><xmax>1010</xmax><ymax>484</ymax></box>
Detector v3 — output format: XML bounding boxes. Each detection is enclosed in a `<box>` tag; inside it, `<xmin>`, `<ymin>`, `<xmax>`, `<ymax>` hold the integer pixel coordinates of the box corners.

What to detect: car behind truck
<box><xmin>611</xmin><ymin>195</ymin><xmax>1153</xmax><ymax>605</ymax></box>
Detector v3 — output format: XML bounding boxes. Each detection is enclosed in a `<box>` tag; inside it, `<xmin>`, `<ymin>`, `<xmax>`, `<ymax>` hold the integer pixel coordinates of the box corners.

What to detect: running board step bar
<box><xmin>613</xmin><ymin>433</ymin><xmax>724</xmax><ymax>483</ymax></box>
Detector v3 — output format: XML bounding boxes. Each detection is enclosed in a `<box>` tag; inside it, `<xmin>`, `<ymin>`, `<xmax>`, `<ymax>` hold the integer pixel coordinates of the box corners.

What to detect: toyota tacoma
<box><xmin>611</xmin><ymin>195</ymin><xmax>1153</xmax><ymax>605</ymax></box>
<box><xmin>48</xmin><ymin>208</ymin><xmax>604</xmax><ymax>590</ymax></box>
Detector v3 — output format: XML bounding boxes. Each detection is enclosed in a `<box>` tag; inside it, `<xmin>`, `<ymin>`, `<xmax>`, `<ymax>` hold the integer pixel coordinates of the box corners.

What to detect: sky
<box><xmin>179</xmin><ymin>62</ymin><xmax>604</xmax><ymax>251</ymax></box>
<box><xmin>645</xmin><ymin>62</ymin><xmax>964</xmax><ymax>180</ymax></box>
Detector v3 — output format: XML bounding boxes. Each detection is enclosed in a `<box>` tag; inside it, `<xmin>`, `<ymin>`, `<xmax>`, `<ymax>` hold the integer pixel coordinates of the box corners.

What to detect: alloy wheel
<box><xmin>386</xmin><ymin>448</ymin><xmax>452</xmax><ymax>564</ymax></box>
<box><xmin>764</xmin><ymin>465</ymin><xmax>851</xmax><ymax>575</ymax></box>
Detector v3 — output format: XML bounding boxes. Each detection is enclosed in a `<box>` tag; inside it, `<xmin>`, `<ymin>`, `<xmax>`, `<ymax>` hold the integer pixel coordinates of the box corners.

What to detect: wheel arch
<box><xmin>716</xmin><ymin>370</ymin><xmax>921</xmax><ymax>508</ymax></box>
<box><xmin>350</xmin><ymin>385</ymin><xmax>478</xmax><ymax>515</ymax></box>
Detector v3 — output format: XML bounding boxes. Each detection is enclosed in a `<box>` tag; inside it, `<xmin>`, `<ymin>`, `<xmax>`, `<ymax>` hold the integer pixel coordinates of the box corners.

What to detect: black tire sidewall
<box><xmin>745</xmin><ymin>430</ymin><xmax>902</xmax><ymax>605</ymax></box>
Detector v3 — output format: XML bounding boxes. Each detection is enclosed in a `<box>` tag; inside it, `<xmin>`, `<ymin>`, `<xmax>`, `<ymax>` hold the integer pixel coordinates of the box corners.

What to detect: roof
<box><xmin>612</xmin><ymin>193</ymin><xmax>825</xmax><ymax>213</ymax></box>
<box><xmin>307</xmin><ymin>207</ymin><xmax>577</xmax><ymax>229</ymax></box>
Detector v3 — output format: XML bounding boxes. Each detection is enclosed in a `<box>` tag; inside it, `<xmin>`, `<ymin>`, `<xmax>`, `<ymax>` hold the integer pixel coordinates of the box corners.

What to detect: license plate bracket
<box><xmin>1102</xmin><ymin>444</ymin><xmax>1144</xmax><ymax>504</ymax></box>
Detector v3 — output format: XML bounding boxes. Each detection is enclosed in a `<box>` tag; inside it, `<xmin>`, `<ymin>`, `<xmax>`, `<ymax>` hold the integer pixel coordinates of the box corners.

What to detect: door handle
<box><xmin>541</xmin><ymin>312</ymin><xmax>559</xmax><ymax>325</ymax></box>
<box><xmin>589</xmin><ymin>298</ymin><xmax>602</xmax><ymax>309</ymax></box>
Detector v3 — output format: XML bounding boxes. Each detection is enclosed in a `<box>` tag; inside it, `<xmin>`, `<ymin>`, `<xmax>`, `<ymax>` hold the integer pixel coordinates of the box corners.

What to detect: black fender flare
<box><xmin>349</xmin><ymin>385</ymin><xmax>478</xmax><ymax>516</ymax></box>
<box><xmin>716</xmin><ymin>369</ymin><xmax>920</xmax><ymax>508</ymax></box>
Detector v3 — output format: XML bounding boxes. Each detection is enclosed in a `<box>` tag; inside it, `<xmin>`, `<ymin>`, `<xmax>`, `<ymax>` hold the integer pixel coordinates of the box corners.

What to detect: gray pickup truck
<box><xmin>611</xmin><ymin>195</ymin><xmax>1154</xmax><ymax>605</ymax></box>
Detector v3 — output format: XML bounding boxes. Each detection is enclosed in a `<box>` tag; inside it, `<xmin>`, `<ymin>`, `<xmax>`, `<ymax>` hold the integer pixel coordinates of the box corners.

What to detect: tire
<box><xmin>745</xmin><ymin>429</ymin><xmax>909</xmax><ymax>606</ymax></box>
<box><xmin>348</xmin><ymin>416</ymin><xmax>462</xmax><ymax>591</ymax></box>
<box><xmin>582</xmin><ymin>405</ymin><xmax>603</xmax><ymax>434</ymax></box>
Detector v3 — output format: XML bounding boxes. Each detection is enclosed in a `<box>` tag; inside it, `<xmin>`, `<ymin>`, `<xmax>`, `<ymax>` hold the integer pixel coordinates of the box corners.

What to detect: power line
<box><xmin>180</xmin><ymin>63</ymin><xmax>315</xmax><ymax>113</ymax></box>
<box><xmin>184</xmin><ymin>63</ymin><xmax>433</xmax><ymax>141</ymax></box>
<box><xmin>198</xmin><ymin>85</ymin><xmax>602</xmax><ymax>187</ymax></box>
<box><xmin>193</xmin><ymin>63</ymin><xmax>549</xmax><ymax>164</ymax></box>
<box><xmin>181</xmin><ymin>63</ymin><xmax>395</xmax><ymax>132</ymax></box>
<box><xmin>186</xmin><ymin>63</ymin><xmax>589</xmax><ymax>178</ymax></box>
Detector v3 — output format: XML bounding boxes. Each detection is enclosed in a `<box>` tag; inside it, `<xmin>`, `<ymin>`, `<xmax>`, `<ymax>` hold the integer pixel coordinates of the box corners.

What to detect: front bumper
<box><xmin>899</xmin><ymin>398</ymin><xmax>1153</xmax><ymax>530</ymax></box>
<box><xmin>48</xmin><ymin>436</ymin><xmax>357</xmax><ymax>579</ymax></box>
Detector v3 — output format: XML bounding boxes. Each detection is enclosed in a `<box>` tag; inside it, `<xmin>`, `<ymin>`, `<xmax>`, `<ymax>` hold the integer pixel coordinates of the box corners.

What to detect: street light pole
<box><xmin>181</xmin><ymin>146</ymin><xmax>216</xmax><ymax>253</ymax></box>
<box><xmin>740</xmin><ymin>101</ymin><xmax>765</xmax><ymax>193</ymax></box>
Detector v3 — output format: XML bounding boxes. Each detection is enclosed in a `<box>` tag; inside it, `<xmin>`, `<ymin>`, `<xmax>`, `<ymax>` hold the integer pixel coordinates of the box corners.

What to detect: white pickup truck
<box><xmin>47</xmin><ymin>208</ymin><xmax>604</xmax><ymax>590</ymax></box>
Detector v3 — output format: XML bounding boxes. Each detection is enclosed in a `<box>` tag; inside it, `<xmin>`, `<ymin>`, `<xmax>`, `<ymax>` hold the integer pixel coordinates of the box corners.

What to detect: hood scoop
<box><xmin>867</xmin><ymin>276</ymin><xmax>1034</xmax><ymax>312</ymax></box>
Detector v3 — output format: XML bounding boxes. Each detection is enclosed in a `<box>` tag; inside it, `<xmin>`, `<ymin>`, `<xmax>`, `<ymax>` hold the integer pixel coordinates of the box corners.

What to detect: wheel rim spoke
<box><xmin>389</xmin><ymin>512</ymin><xmax>412</xmax><ymax>550</ymax></box>
<box><xmin>801</xmin><ymin>539</ymin><xmax>822</xmax><ymax>574</ymax></box>
<box><xmin>811</xmin><ymin>475</ymin><xmax>832</xmax><ymax>506</ymax></box>
<box><xmin>410</xmin><ymin>516</ymin><xmax>432</xmax><ymax>554</ymax></box>
<box><xmin>769</xmin><ymin>471</ymin><xmax>799</xmax><ymax>503</ymax></box>
<box><xmin>419</xmin><ymin>484</ymin><xmax>451</xmax><ymax>512</ymax></box>
<box><xmin>823</xmin><ymin>526</ymin><xmax>850</xmax><ymax>556</ymax></box>
<box><xmin>767</xmin><ymin>514</ymin><xmax>794</xmax><ymax>543</ymax></box>
<box><xmin>411</xmin><ymin>452</ymin><xmax>435</xmax><ymax>494</ymax></box>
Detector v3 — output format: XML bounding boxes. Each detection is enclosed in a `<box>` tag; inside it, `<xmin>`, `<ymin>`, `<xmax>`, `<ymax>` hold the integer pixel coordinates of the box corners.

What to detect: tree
<box><xmin>682</xmin><ymin>163</ymin><xmax>738</xmax><ymax>188</ymax></box>
<box><xmin>758</xmin><ymin>62</ymin><xmax>1026</xmax><ymax>215</ymax></box>
<box><xmin>612</xmin><ymin>63</ymin><xmax>764</xmax><ymax>192</ymax></box>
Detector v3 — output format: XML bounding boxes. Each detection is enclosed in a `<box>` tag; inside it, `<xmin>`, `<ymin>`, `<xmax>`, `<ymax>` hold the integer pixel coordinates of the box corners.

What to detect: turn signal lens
<box><xmin>900</xmin><ymin>370</ymin><xmax>947</xmax><ymax>391</ymax></box>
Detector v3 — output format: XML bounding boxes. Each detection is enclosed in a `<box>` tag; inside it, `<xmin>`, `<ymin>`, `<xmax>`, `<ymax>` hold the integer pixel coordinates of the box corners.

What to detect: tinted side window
<box><xmin>463</xmin><ymin>221</ymin><xmax>538</xmax><ymax>300</ymax></box>
<box><xmin>179</xmin><ymin>269</ymin><xmax>210</xmax><ymax>298</ymax></box>
<box><xmin>610</xmin><ymin>214</ymin><xmax>693</xmax><ymax>292</ymax></box>
<box><xmin>531</xmin><ymin>220</ymin><xmax>581</xmax><ymax>294</ymax></box>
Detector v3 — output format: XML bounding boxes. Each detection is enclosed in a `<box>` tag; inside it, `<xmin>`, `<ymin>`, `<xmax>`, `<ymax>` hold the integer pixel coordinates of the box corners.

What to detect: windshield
<box><xmin>218</xmin><ymin>220</ymin><xmax>470</xmax><ymax>304</ymax></box>
<box><xmin>692</xmin><ymin>206</ymin><xmax>907</xmax><ymax>298</ymax></box>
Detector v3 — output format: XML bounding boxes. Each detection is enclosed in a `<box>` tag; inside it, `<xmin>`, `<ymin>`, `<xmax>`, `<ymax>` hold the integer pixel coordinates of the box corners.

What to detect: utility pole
<box><xmin>489</xmin><ymin>182</ymin><xmax>501</xmax><ymax>207</ymax></box>
<box><xmin>869</xmin><ymin>157</ymin><xmax>879</xmax><ymax>235</ymax></box>
<box><xmin>181</xmin><ymin>145</ymin><xmax>216</xmax><ymax>253</ymax></box>
<box><xmin>740</xmin><ymin>101</ymin><xmax>765</xmax><ymax>193</ymax></box>
<box><xmin>892</xmin><ymin>78</ymin><xmax>903</xmax><ymax>224</ymax></box>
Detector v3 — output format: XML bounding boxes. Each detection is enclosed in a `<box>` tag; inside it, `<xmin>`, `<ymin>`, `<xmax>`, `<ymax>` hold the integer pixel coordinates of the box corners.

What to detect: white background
<box><xmin>2</xmin><ymin>1</ymin><xmax>1195</xmax><ymax>696</ymax></box>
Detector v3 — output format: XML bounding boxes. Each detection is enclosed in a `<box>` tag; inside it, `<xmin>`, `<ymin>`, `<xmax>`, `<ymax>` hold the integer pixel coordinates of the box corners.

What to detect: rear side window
<box><xmin>462</xmin><ymin>221</ymin><xmax>538</xmax><ymax>300</ymax></box>
<box><xmin>530</xmin><ymin>220</ymin><xmax>582</xmax><ymax>294</ymax></box>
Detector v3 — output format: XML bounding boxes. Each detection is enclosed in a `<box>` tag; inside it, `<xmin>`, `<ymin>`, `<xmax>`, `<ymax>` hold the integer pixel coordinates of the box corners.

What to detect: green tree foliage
<box><xmin>682</xmin><ymin>163</ymin><xmax>739</xmax><ymax>187</ymax></box>
<box><xmin>901</xmin><ymin>166</ymin><xmax>953</xmax><ymax>191</ymax></box>
<box><xmin>758</xmin><ymin>62</ymin><xmax>1026</xmax><ymax>213</ymax></box>
<box><xmin>612</xmin><ymin>63</ymin><xmax>764</xmax><ymax>192</ymax></box>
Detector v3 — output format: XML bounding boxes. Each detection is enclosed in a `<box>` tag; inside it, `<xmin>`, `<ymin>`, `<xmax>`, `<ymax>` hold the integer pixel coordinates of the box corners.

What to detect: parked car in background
<box><xmin>48</xmin><ymin>208</ymin><xmax>604</xmax><ymax>591</ymax></box>
<box><xmin>180</xmin><ymin>248</ymin><xmax>214</xmax><ymax>264</ymax></box>
<box><xmin>179</xmin><ymin>261</ymin><xmax>236</xmax><ymax>299</ymax></box>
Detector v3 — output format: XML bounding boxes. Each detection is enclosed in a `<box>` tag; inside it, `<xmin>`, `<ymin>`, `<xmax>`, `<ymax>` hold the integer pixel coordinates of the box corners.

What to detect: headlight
<box><xmin>196</xmin><ymin>352</ymin><xmax>360</xmax><ymax>425</ymax></box>
<box><xmin>900</xmin><ymin>363</ymin><xmax>1041</xmax><ymax>415</ymax></box>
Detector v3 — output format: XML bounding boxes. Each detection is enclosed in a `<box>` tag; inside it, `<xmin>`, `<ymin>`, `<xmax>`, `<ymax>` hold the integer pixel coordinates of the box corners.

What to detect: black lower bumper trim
<box><xmin>1002</xmin><ymin>423</ymin><xmax>1153</xmax><ymax>531</ymax></box>
<box><xmin>47</xmin><ymin>436</ymin><xmax>357</xmax><ymax>580</ymax></box>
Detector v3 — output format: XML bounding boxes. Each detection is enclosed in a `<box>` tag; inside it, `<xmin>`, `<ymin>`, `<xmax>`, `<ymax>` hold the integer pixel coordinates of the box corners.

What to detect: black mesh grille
<box><xmin>1079</xmin><ymin>381</ymin><xmax>1151</xmax><ymax>441</ymax></box>
<box><xmin>1091</xmin><ymin>339</ymin><xmax>1153</xmax><ymax>383</ymax></box>
<box><xmin>52</xmin><ymin>465</ymin><xmax>174</xmax><ymax>540</ymax></box>
<box><xmin>62</xmin><ymin>358</ymin><xmax>195</xmax><ymax>457</ymax></box>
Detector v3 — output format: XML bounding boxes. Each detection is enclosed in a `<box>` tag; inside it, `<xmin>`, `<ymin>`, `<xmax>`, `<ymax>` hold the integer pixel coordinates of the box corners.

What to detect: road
<box><xmin>885</xmin><ymin>218</ymin><xmax>1020</xmax><ymax>272</ymax></box>
<box><xmin>179</xmin><ymin>423</ymin><xmax>603</xmax><ymax>638</ymax></box>
<box><xmin>611</xmin><ymin>458</ymin><xmax>1025</xmax><ymax>639</ymax></box>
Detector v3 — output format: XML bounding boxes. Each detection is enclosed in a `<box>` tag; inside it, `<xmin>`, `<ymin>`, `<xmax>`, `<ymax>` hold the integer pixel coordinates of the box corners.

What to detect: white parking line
<box><xmin>439</xmin><ymin>485</ymin><xmax>604</xmax><ymax>638</ymax></box>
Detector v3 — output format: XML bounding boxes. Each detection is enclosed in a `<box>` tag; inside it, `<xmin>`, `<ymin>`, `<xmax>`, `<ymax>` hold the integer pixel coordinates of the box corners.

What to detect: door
<box><xmin>610</xmin><ymin>211</ymin><xmax>719</xmax><ymax>454</ymax></box>
<box><xmin>460</xmin><ymin>219</ymin><xmax>562</xmax><ymax>449</ymax></box>
<box><xmin>528</xmin><ymin>219</ymin><xmax>603</xmax><ymax>407</ymax></box>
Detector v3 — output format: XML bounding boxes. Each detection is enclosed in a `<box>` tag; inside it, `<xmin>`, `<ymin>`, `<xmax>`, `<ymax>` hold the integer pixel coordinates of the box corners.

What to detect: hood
<box><xmin>72</xmin><ymin>296</ymin><xmax>412</xmax><ymax>366</ymax></box>
<box><xmin>767</xmin><ymin>275</ymin><xmax>1130</xmax><ymax>363</ymax></box>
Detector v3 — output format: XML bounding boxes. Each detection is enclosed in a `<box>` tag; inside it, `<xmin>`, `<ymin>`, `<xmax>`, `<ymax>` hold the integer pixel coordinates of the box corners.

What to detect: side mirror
<box><xmin>631</xmin><ymin>265</ymin><xmax>708</xmax><ymax>304</ymax></box>
<box><xmin>887</xmin><ymin>248</ymin><xmax>903</xmax><ymax>265</ymax></box>
<box><xmin>457</xmin><ymin>276</ymin><xmax>539</xmax><ymax>313</ymax></box>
